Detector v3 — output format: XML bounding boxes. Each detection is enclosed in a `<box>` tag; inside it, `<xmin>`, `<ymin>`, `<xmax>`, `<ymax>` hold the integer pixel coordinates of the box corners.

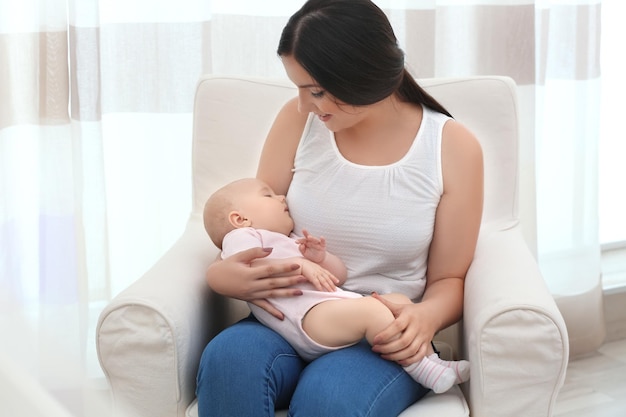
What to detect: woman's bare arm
<box><xmin>371</xmin><ymin>120</ymin><xmax>484</xmax><ymax>365</ymax></box>
<box><xmin>422</xmin><ymin>120</ymin><xmax>483</xmax><ymax>327</ymax></box>
<box><xmin>257</xmin><ymin>97</ymin><xmax>307</xmax><ymax>194</ymax></box>
<box><xmin>205</xmin><ymin>98</ymin><xmax>309</xmax><ymax>317</ymax></box>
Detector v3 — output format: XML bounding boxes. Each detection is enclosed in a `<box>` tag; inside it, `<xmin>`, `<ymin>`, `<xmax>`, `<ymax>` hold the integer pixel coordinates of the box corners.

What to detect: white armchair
<box><xmin>97</xmin><ymin>75</ymin><xmax>569</xmax><ymax>417</ymax></box>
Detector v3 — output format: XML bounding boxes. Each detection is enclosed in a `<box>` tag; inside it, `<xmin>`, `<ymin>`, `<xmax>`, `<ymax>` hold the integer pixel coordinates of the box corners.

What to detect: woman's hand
<box><xmin>206</xmin><ymin>247</ymin><xmax>306</xmax><ymax>319</ymax></box>
<box><xmin>369</xmin><ymin>293</ymin><xmax>439</xmax><ymax>366</ymax></box>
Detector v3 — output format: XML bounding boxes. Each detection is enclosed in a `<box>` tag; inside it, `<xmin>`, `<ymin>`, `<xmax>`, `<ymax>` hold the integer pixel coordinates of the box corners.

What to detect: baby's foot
<box><xmin>428</xmin><ymin>354</ymin><xmax>470</xmax><ymax>384</ymax></box>
<box><xmin>404</xmin><ymin>356</ymin><xmax>458</xmax><ymax>393</ymax></box>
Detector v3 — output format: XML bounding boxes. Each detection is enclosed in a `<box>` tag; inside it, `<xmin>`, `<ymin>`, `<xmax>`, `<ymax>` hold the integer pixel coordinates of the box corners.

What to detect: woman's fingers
<box><xmin>371</xmin><ymin>318</ymin><xmax>412</xmax><ymax>354</ymax></box>
<box><xmin>371</xmin><ymin>292</ymin><xmax>402</xmax><ymax>315</ymax></box>
<box><xmin>257</xmin><ymin>260</ymin><xmax>302</xmax><ymax>278</ymax></box>
<box><xmin>395</xmin><ymin>342</ymin><xmax>430</xmax><ymax>366</ymax></box>
<box><xmin>373</xmin><ymin>330</ymin><xmax>428</xmax><ymax>364</ymax></box>
<box><xmin>370</xmin><ymin>293</ymin><xmax>406</xmax><ymax>344</ymax></box>
<box><xmin>230</xmin><ymin>246</ymin><xmax>274</xmax><ymax>262</ymax></box>
<box><xmin>249</xmin><ymin>299</ymin><xmax>285</xmax><ymax>320</ymax></box>
<box><xmin>207</xmin><ymin>246</ymin><xmax>305</xmax><ymax>300</ymax></box>
<box><xmin>377</xmin><ymin>336</ymin><xmax>429</xmax><ymax>365</ymax></box>
<box><xmin>369</xmin><ymin>294</ymin><xmax>431</xmax><ymax>364</ymax></box>
<box><xmin>251</xmin><ymin>276</ymin><xmax>305</xmax><ymax>298</ymax></box>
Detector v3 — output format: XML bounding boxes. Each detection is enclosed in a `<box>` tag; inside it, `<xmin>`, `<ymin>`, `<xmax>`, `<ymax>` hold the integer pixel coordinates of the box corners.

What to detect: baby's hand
<box><xmin>300</xmin><ymin>260</ymin><xmax>339</xmax><ymax>292</ymax></box>
<box><xmin>296</xmin><ymin>229</ymin><xmax>327</xmax><ymax>263</ymax></box>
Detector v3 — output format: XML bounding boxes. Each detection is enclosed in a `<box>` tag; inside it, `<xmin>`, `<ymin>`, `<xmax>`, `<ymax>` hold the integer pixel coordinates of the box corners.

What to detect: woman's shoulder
<box><xmin>440</xmin><ymin>119</ymin><xmax>483</xmax><ymax>192</ymax></box>
<box><xmin>266</xmin><ymin>97</ymin><xmax>310</xmax><ymax>144</ymax></box>
<box><xmin>441</xmin><ymin>119</ymin><xmax>481</xmax><ymax>156</ymax></box>
<box><xmin>276</xmin><ymin>97</ymin><xmax>309</xmax><ymax>130</ymax></box>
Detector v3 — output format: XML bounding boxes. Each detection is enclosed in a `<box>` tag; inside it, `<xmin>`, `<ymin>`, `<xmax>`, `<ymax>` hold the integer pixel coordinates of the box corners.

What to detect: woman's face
<box><xmin>281</xmin><ymin>55</ymin><xmax>367</xmax><ymax>132</ymax></box>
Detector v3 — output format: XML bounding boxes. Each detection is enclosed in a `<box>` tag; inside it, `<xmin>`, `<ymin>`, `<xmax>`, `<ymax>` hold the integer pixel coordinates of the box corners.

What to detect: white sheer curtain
<box><xmin>533</xmin><ymin>1</ymin><xmax>605</xmax><ymax>357</ymax></box>
<box><xmin>0</xmin><ymin>0</ymin><xmax>297</xmax><ymax>413</ymax></box>
<box><xmin>382</xmin><ymin>0</ymin><xmax>604</xmax><ymax>357</ymax></box>
<box><xmin>3</xmin><ymin>0</ymin><xmax>201</xmax><ymax>411</ymax></box>
<box><xmin>0</xmin><ymin>0</ymin><xmax>603</xmax><ymax>414</ymax></box>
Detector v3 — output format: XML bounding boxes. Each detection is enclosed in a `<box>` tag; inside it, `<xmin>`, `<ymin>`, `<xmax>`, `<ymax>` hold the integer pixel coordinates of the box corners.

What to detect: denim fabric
<box><xmin>196</xmin><ymin>315</ymin><xmax>429</xmax><ymax>417</ymax></box>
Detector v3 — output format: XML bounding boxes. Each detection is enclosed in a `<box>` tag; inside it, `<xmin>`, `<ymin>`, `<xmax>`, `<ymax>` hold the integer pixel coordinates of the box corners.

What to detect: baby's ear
<box><xmin>228</xmin><ymin>211</ymin><xmax>250</xmax><ymax>228</ymax></box>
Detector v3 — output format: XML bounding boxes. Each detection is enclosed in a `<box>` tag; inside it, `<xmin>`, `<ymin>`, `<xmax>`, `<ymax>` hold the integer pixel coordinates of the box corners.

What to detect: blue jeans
<box><xmin>196</xmin><ymin>315</ymin><xmax>428</xmax><ymax>417</ymax></box>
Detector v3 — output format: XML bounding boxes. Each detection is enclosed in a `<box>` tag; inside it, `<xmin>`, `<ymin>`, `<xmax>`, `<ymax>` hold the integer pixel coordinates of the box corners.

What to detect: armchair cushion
<box><xmin>96</xmin><ymin>75</ymin><xmax>568</xmax><ymax>417</ymax></box>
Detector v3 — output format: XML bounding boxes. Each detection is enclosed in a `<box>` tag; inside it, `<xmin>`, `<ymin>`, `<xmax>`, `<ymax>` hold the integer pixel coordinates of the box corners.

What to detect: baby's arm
<box><xmin>251</xmin><ymin>256</ymin><xmax>339</xmax><ymax>292</ymax></box>
<box><xmin>295</xmin><ymin>229</ymin><xmax>347</xmax><ymax>285</ymax></box>
<box><xmin>221</xmin><ymin>228</ymin><xmax>343</xmax><ymax>292</ymax></box>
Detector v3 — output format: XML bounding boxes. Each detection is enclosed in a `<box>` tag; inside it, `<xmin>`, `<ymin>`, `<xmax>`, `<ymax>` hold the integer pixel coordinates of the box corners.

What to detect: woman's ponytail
<box><xmin>397</xmin><ymin>69</ymin><xmax>453</xmax><ymax>118</ymax></box>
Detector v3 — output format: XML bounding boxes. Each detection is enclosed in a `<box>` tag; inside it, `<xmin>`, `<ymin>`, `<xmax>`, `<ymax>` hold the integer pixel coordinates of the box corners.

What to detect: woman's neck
<box><xmin>334</xmin><ymin>97</ymin><xmax>423</xmax><ymax>165</ymax></box>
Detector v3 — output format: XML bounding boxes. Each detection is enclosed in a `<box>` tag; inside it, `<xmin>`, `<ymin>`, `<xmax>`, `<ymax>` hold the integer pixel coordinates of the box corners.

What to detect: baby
<box><xmin>203</xmin><ymin>178</ymin><xmax>469</xmax><ymax>393</ymax></box>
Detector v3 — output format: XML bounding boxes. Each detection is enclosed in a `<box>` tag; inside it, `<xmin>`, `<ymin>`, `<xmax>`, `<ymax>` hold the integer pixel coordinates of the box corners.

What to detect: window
<box><xmin>599</xmin><ymin>0</ymin><xmax>626</xmax><ymax>246</ymax></box>
<box><xmin>599</xmin><ymin>0</ymin><xmax>626</xmax><ymax>290</ymax></box>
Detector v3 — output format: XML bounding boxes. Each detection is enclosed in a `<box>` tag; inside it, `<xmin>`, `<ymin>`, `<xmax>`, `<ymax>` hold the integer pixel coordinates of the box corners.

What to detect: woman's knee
<box><xmin>288</xmin><ymin>341</ymin><xmax>427</xmax><ymax>417</ymax></box>
<box><xmin>198</xmin><ymin>317</ymin><xmax>303</xmax><ymax>381</ymax></box>
<box><xmin>196</xmin><ymin>317</ymin><xmax>306</xmax><ymax>414</ymax></box>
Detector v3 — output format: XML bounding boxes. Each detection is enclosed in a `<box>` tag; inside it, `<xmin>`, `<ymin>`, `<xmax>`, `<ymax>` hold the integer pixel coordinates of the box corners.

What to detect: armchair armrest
<box><xmin>463</xmin><ymin>224</ymin><xmax>569</xmax><ymax>417</ymax></box>
<box><xmin>96</xmin><ymin>214</ymin><xmax>249</xmax><ymax>417</ymax></box>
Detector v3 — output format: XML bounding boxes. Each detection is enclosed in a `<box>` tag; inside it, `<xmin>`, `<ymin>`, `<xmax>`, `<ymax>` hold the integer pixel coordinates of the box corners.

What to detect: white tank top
<box><xmin>286</xmin><ymin>106</ymin><xmax>449</xmax><ymax>302</ymax></box>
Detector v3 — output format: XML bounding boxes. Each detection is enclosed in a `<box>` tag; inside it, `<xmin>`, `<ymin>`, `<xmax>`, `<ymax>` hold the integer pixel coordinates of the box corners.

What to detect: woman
<box><xmin>196</xmin><ymin>0</ymin><xmax>483</xmax><ymax>416</ymax></box>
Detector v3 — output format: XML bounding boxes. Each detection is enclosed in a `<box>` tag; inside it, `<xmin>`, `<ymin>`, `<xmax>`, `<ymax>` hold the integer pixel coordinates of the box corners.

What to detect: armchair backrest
<box><xmin>192</xmin><ymin>76</ymin><xmax>521</xmax><ymax>233</ymax></box>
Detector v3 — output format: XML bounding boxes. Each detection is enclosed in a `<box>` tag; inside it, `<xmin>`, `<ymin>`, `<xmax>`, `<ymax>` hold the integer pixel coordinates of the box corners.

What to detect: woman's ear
<box><xmin>228</xmin><ymin>211</ymin><xmax>251</xmax><ymax>228</ymax></box>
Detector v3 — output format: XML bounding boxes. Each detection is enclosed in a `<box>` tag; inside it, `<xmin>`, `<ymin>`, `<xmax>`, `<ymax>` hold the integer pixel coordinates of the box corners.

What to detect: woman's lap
<box><xmin>196</xmin><ymin>316</ymin><xmax>304</xmax><ymax>416</ymax></box>
<box><xmin>196</xmin><ymin>316</ymin><xmax>428</xmax><ymax>417</ymax></box>
<box><xmin>289</xmin><ymin>340</ymin><xmax>428</xmax><ymax>417</ymax></box>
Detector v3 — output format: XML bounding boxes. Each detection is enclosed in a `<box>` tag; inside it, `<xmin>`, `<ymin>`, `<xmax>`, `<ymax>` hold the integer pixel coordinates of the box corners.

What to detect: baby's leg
<box><xmin>301</xmin><ymin>293</ymin><xmax>415</xmax><ymax>348</ymax></box>
<box><xmin>302</xmin><ymin>294</ymin><xmax>469</xmax><ymax>393</ymax></box>
<box><xmin>302</xmin><ymin>295</ymin><xmax>396</xmax><ymax>348</ymax></box>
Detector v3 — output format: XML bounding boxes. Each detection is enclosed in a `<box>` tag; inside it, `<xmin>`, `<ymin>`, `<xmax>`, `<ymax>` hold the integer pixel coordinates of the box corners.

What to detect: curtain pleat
<box><xmin>535</xmin><ymin>2</ymin><xmax>604</xmax><ymax>357</ymax></box>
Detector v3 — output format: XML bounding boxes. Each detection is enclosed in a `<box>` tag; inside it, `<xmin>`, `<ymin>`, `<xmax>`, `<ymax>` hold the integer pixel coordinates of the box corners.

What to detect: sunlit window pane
<box><xmin>599</xmin><ymin>0</ymin><xmax>626</xmax><ymax>245</ymax></box>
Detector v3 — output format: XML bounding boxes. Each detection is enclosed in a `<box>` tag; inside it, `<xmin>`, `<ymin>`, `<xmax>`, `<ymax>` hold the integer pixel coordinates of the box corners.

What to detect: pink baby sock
<box><xmin>403</xmin><ymin>356</ymin><xmax>457</xmax><ymax>394</ymax></box>
<box><xmin>428</xmin><ymin>354</ymin><xmax>471</xmax><ymax>384</ymax></box>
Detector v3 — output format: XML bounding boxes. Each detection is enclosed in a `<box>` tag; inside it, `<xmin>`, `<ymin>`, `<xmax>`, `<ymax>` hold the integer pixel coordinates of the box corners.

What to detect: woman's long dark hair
<box><xmin>278</xmin><ymin>0</ymin><xmax>452</xmax><ymax>117</ymax></box>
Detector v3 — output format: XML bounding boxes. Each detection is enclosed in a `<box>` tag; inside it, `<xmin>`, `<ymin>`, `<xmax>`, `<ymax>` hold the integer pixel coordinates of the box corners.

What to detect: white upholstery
<box><xmin>97</xmin><ymin>76</ymin><xmax>569</xmax><ymax>417</ymax></box>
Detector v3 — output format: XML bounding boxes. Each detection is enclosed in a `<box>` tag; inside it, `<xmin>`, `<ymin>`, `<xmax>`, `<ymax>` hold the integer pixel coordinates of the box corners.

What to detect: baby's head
<box><xmin>203</xmin><ymin>178</ymin><xmax>294</xmax><ymax>249</ymax></box>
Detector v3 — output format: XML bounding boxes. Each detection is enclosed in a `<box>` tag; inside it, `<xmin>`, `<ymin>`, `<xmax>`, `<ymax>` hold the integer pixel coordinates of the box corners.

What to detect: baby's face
<box><xmin>235</xmin><ymin>179</ymin><xmax>294</xmax><ymax>235</ymax></box>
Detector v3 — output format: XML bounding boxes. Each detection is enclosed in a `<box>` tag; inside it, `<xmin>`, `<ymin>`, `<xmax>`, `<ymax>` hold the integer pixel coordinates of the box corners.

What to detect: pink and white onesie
<box><xmin>220</xmin><ymin>226</ymin><xmax>363</xmax><ymax>361</ymax></box>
